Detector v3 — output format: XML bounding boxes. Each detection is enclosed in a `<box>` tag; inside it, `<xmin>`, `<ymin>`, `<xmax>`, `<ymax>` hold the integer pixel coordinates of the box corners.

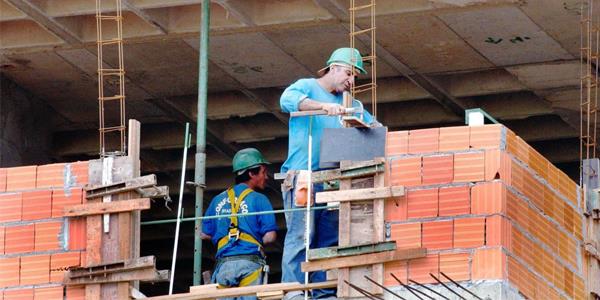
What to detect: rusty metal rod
<box><xmin>363</xmin><ymin>275</ymin><xmax>407</xmax><ymax>300</ymax></box>
<box><xmin>343</xmin><ymin>280</ymin><xmax>383</xmax><ymax>300</ymax></box>
<box><xmin>389</xmin><ymin>273</ymin><xmax>428</xmax><ymax>300</ymax></box>
<box><xmin>440</xmin><ymin>272</ymin><xmax>483</xmax><ymax>300</ymax></box>
<box><xmin>428</xmin><ymin>274</ymin><xmax>465</xmax><ymax>300</ymax></box>
<box><xmin>408</xmin><ymin>278</ymin><xmax>450</xmax><ymax>300</ymax></box>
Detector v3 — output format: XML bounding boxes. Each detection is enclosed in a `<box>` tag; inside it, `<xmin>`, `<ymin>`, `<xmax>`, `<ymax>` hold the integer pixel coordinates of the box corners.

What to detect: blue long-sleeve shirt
<box><xmin>280</xmin><ymin>78</ymin><xmax>374</xmax><ymax>172</ymax></box>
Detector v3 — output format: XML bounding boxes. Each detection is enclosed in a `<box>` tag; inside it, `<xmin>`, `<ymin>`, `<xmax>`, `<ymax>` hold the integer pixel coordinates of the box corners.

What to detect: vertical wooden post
<box><xmin>336</xmin><ymin>160</ymin><xmax>385</xmax><ymax>298</ymax></box>
<box><xmin>128</xmin><ymin>119</ymin><xmax>141</xmax><ymax>290</ymax></box>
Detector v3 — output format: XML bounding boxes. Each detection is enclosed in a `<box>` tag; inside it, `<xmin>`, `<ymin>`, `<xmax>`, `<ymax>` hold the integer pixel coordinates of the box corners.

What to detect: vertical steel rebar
<box><xmin>193</xmin><ymin>0</ymin><xmax>210</xmax><ymax>287</ymax></box>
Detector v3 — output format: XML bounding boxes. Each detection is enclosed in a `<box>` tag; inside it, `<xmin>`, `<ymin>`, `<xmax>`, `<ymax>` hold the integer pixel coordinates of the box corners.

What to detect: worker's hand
<box><xmin>321</xmin><ymin>103</ymin><xmax>346</xmax><ymax>116</ymax></box>
<box><xmin>200</xmin><ymin>232</ymin><xmax>212</xmax><ymax>240</ymax></box>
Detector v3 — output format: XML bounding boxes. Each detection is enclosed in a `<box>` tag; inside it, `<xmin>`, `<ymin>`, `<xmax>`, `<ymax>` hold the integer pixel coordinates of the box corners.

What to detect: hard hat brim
<box><xmin>316</xmin><ymin>64</ymin><xmax>367</xmax><ymax>77</ymax></box>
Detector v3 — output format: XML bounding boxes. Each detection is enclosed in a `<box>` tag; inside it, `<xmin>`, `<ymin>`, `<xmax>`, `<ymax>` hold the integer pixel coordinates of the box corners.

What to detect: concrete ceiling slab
<box><xmin>543</xmin><ymin>88</ymin><xmax>580</xmax><ymax>112</ymax></box>
<box><xmin>519</xmin><ymin>0</ymin><xmax>590</xmax><ymax>57</ymax></box>
<box><xmin>506</xmin><ymin>61</ymin><xmax>580</xmax><ymax>90</ymax></box>
<box><xmin>1</xmin><ymin>52</ymin><xmax>99</xmax><ymax>122</ymax></box>
<box><xmin>265</xmin><ymin>24</ymin><xmax>398</xmax><ymax>78</ymax></box>
<box><xmin>0</xmin><ymin>0</ymin><xmax>27</xmax><ymax>21</ymax></box>
<box><xmin>0</xmin><ymin>20</ymin><xmax>63</xmax><ymax>48</ymax></box>
<box><xmin>438</xmin><ymin>6</ymin><xmax>573</xmax><ymax>66</ymax></box>
<box><xmin>368</xmin><ymin>13</ymin><xmax>493</xmax><ymax>74</ymax></box>
<box><xmin>208</xmin><ymin>32</ymin><xmax>312</xmax><ymax>88</ymax></box>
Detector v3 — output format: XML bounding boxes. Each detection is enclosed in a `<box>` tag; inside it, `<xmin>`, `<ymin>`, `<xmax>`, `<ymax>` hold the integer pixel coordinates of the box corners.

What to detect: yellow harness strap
<box><xmin>216</xmin><ymin>187</ymin><xmax>262</xmax><ymax>251</ymax></box>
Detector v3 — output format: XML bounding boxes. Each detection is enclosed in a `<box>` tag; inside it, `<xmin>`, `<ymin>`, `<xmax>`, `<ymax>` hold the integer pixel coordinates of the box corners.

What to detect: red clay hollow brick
<box><xmin>66</xmin><ymin>286</ymin><xmax>85</xmax><ymax>300</ymax></box>
<box><xmin>385</xmin><ymin>195</ymin><xmax>407</xmax><ymax>222</ymax></box>
<box><xmin>406</xmin><ymin>188</ymin><xmax>438</xmax><ymax>219</ymax></box>
<box><xmin>50</xmin><ymin>252</ymin><xmax>80</xmax><ymax>282</ymax></box>
<box><xmin>469</xmin><ymin>124</ymin><xmax>503</xmax><ymax>150</ymax></box>
<box><xmin>453</xmin><ymin>152</ymin><xmax>485</xmax><ymax>183</ymax></box>
<box><xmin>471</xmin><ymin>181</ymin><xmax>505</xmax><ymax>215</ymax></box>
<box><xmin>384</xmin><ymin>260</ymin><xmax>408</xmax><ymax>286</ymax></box>
<box><xmin>22</xmin><ymin>190</ymin><xmax>52</xmax><ymax>221</ymax></box>
<box><xmin>408</xmin><ymin>254</ymin><xmax>439</xmax><ymax>284</ymax></box>
<box><xmin>386</xmin><ymin>131</ymin><xmax>409</xmax><ymax>157</ymax></box>
<box><xmin>20</xmin><ymin>254</ymin><xmax>50</xmax><ymax>285</ymax></box>
<box><xmin>36</xmin><ymin>163</ymin><xmax>66</xmax><ymax>189</ymax></box>
<box><xmin>0</xmin><ymin>192</ymin><xmax>22</xmax><ymax>223</ymax></box>
<box><xmin>472</xmin><ymin>247</ymin><xmax>506</xmax><ymax>280</ymax></box>
<box><xmin>69</xmin><ymin>161</ymin><xmax>89</xmax><ymax>186</ymax></box>
<box><xmin>0</xmin><ymin>168</ymin><xmax>7</xmax><ymax>192</ymax></box>
<box><xmin>68</xmin><ymin>217</ymin><xmax>87</xmax><ymax>250</ymax></box>
<box><xmin>408</xmin><ymin>128</ymin><xmax>439</xmax><ymax>154</ymax></box>
<box><xmin>34</xmin><ymin>286</ymin><xmax>63</xmax><ymax>300</ymax></box>
<box><xmin>4</xmin><ymin>224</ymin><xmax>34</xmax><ymax>254</ymax></box>
<box><xmin>0</xmin><ymin>257</ymin><xmax>20</xmax><ymax>288</ymax></box>
<box><xmin>439</xmin><ymin>252</ymin><xmax>470</xmax><ymax>282</ymax></box>
<box><xmin>390</xmin><ymin>223</ymin><xmax>421</xmax><ymax>249</ymax></box>
<box><xmin>453</xmin><ymin>217</ymin><xmax>485</xmax><ymax>248</ymax></box>
<box><xmin>438</xmin><ymin>185</ymin><xmax>470</xmax><ymax>216</ymax></box>
<box><xmin>422</xmin><ymin>155</ymin><xmax>453</xmax><ymax>185</ymax></box>
<box><xmin>4</xmin><ymin>288</ymin><xmax>34</xmax><ymax>300</ymax></box>
<box><xmin>35</xmin><ymin>221</ymin><xmax>63</xmax><ymax>252</ymax></box>
<box><xmin>389</xmin><ymin>157</ymin><xmax>422</xmax><ymax>187</ymax></box>
<box><xmin>0</xmin><ymin>226</ymin><xmax>4</xmax><ymax>255</ymax></box>
<box><xmin>6</xmin><ymin>165</ymin><xmax>37</xmax><ymax>191</ymax></box>
<box><xmin>51</xmin><ymin>188</ymin><xmax>83</xmax><ymax>218</ymax></box>
<box><xmin>422</xmin><ymin>220</ymin><xmax>453</xmax><ymax>250</ymax></box>
<box><xmin>439</xmin><ymin>126</ymin><xmax>470</xmax><ymax>152</ymax></box>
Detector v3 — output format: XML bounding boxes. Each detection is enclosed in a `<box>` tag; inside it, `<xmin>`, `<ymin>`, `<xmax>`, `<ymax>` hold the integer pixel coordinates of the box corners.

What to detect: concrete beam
<box><xmin>122</xmin><ymin>0</ymin><xmax>169</xmax><ymax>34</ymax></box>
<box><xmin>4</xmin><ymin>0</ymin><xmax>81</xmax><ymax>45</ymax></box>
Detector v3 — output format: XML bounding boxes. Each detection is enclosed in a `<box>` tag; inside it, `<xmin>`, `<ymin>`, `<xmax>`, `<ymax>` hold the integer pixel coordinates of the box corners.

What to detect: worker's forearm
<box><xmin>262</xmin><ymin>231</ymin><xmax>277</xmax><ymax>244</ymax></box>
<box><xmin>200</xmin><ymin>232</ymin><xmax>212</xmax><ymax>240</ymax></box>
<box><xmin>298</xmin><ymin>98</ymin><xmax>325</xmax><ymax>111</ymax></box>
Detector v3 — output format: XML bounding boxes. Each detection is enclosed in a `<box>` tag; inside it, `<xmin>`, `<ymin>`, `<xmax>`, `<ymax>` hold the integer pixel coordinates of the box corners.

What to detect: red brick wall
<box><xmin>383</xmin><ymin>124</ymin><xmax>585</xmax><ymax>299</ymax></box>
<box><xmin>0</xmin><ymin>162</ymin><xmax>88</xmax><ymax>300</ymax></box>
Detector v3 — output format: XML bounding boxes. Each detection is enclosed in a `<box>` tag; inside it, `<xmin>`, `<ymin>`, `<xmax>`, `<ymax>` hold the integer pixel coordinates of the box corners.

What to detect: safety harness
<box><xmin>215</xmin><ymin>187</ymin><xmax>267</xmax><ymax>287</ymax></box>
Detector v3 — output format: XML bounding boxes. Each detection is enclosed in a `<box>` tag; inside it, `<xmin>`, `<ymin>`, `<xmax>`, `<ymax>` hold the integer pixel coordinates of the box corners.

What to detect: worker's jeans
<box><xmin>281</xmin><ymin>177</ymin><xmax>338</xmax><ymax>299</ymax></box>
<box><xmin>212</xmin><ymin>258</ymin><xmax>263</xmax><ymax>300</ymax></box>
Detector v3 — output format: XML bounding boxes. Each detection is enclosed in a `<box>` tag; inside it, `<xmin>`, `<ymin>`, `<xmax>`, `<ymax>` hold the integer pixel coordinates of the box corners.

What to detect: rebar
<box><xmin>428</xmin><ymin>274</ymin><xmax>465</xmax><ymax>300</ymax></box>
<box><xmin>344</xmin><ymin>280</ymin><xmax>384</xmax><ymax>300</ymax></box>
<box><xmin>409</xmin><ymin>279</ymin><xmax>451</xmax><ymax>300</ymax></box>
<box><xmin>440</xmin><ymin>271</ymin><xmax>483</xmax><ymax>300</ymax></box>
<box><xmin>363</xmin><ymin>275</ymin><xmax>407</xmax><ymax>300</ymax></box>
<box><xmin>389</xmin><ymin>273</ymin><xmax>428</xmax><ymax>300</ymax></box>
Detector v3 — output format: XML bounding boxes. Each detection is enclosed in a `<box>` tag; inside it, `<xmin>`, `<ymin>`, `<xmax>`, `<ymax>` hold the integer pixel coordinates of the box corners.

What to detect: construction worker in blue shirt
<box><xmin>279</xmin><ymin>48</ymin><xmax>378</xmax><ymax>299</ymax></box>
<box><xmin>201</xmin><ymin>148</ymin><xmax>278</xmax><ymax>300</ymax></box>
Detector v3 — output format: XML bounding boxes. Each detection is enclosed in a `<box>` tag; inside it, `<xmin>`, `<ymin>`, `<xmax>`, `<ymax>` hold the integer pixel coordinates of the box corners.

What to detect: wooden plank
<box><xmin>86</xmin><ymin>174</ymin><xmax>157</xmax><ymax>198</ymax></box>
<box><xmin>67</xmin><ymin>267</ymin><xmax>163</xmax><ymax>285</ymax></box>
<box><xmin>316</xmin><ymin>186</ymin><xmax>404</xmax><ymax>203</ymax></box>
<box><xmin>301</xmin><ymin>248</ymin><xmax>427</xmax><ymax>272</ymax></box>
<box><xmin>188</xmin><ymin>284</ymin><xmax>218</xmax><ymax>293</ymax></box>
<box><xmin>85</xmin><ymin>214</ymin><xmax>103</xmax><ymax>300</ymax></box>
<box><xmin>371</xmin><ymin>171</ymin><xmax>386</xmax><ymax>294</ymax></box>
<box><xmin>64</xmin><ymin>198</ymin><xmax>151</xmax><ymax>217</ymax></box>
<box><xmin>337</xmin><ymin>161</ymin><xmax>352</xmax><ymax>297</ymax></box>
<box><xmin>153</xmin><ymin>281</ymin><xmax>337</xmax><ymax>300</ymax></box>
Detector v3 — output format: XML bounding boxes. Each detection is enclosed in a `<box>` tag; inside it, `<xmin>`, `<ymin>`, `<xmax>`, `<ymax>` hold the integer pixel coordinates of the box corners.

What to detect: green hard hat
<box><xmin>319</xmin><ymin>47</ymin><xmax>367</xmax><ymax>76</ymax></box>
<box><xmin>232</xmin><ymin>148</ymin><xmax>269</xmax><ymax>174</ymax></box>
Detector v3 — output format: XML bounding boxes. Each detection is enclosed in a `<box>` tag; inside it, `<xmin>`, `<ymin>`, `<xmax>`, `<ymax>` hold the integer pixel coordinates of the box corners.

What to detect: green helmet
<box><xmin>232</xmin><ymin>148</ymin><xmax>269</xmax><ymax>174</ymax></box>
<box><xmin>318</xmin><ymin>47</ymin><xmax>367</xmax><ymax>76</ymax></box>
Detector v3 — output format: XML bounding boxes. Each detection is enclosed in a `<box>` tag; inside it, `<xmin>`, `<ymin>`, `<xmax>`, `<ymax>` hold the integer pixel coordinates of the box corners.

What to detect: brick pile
<box><xmin>0</xmin><ymin>162</ymin><xmax>89</xmax><ymax>300</ymax></box>
<box><xmin>383</xmin><ymin>124</ymin><xmax>586</xmax><ymax>299</ymax></box>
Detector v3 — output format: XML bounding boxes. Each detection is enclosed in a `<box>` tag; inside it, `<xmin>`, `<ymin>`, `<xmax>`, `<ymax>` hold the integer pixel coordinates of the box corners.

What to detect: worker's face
<box><xmin>330</xmin><ymin>65</ymin><xmax>356</xmax><ymax>93</ymax></box>
<box><xmin>250</xmin><ymin>165</ymin><xmax>269</xmax><ymax>190</ymax></box>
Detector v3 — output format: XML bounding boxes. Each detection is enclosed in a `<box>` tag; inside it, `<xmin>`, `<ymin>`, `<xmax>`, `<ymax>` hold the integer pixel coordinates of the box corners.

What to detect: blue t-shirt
<box><xmin>202</xmin><ymin>183</ymin><xmax>277</xmax><ymax>259</ymax></box>
<box><xmin>280</xmin><ymin>78</ymin><xmax>374</xmax><ymax>172</ymax></box>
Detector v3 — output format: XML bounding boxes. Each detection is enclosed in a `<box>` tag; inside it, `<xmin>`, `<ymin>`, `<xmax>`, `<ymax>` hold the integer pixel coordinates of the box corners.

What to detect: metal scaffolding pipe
<box><xmin>193</xmin><ymin>0</ymin><xmax>210</xmax><ymax>287</ymax></box>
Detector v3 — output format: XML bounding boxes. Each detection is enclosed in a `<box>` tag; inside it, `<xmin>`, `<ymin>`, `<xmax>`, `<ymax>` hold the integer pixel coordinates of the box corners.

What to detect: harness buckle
<box><xmin>228</xmin><ymin>230</ymin><xmax>240</xmax><ymax>240</ymax></box>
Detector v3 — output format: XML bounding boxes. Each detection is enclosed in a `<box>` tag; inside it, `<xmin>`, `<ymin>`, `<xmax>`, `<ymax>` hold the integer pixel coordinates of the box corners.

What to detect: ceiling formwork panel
<box><xmin>208</xmin><ymin>32</ymin><xmax>312</xmax><ymax>89</ymax></box>
<box><xmin>367</xmin><ymin>14</ymin><xmax>493</xmax><ymax>74</ymax></box>
<box><xmin>438</xmin><ymin>6</ymin><xmax>573</xmax><ymax>66</ymax></box>
<box><xmin>506</xmin><ymin>60</ymin><xmax>580</xmax><ymax>91</ymax></box>
<box><xmin>265</xmin><ymin>24</ymin><xmax>399</xmax><ymax>78</ymax></box>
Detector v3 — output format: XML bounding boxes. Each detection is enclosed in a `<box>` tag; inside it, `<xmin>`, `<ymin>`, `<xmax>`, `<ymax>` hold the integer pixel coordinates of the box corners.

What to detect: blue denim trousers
<box><xmin>281</xmin><ymin>178</ymin><xmax>338</xmax><ymax>299</ymax></box>
<box><xmin>212</xmin><ymin>257</ymin><xmax>263</xmax><ymax>300</ymax></box>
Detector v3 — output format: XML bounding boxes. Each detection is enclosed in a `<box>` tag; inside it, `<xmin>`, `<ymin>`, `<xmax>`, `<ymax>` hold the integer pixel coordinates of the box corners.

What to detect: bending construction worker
<box><xmin>279</xmin><ymin>47</ymin><xmax>379</xmax><ymax>299</ymax></box>
<box><xmin>201</xmin><ymin>148</ymin><xmax>278</xmax><ymax>299</ymax></box>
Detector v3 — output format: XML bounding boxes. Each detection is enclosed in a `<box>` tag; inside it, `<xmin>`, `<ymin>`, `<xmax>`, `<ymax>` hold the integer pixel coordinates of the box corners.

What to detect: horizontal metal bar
<box><xmin>140</xmin><ymin>205</ymin><xmax>339</xmax><ymax>226</ymax></box>
<box><xmin>349</xmin><ymin>3</ymin><xmax>375</xmax><ymax>11</ymax></box>
<box><xmin>350</xmin><ymin>27</ymin><xmax>376</xmax><ymax>36</ymax></box>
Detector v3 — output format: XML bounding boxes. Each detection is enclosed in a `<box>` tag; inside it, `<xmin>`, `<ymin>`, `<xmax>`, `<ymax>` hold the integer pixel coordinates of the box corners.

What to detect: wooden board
<box><xmin>155</xmin><ymin>281</ymin><xmax>337</xmax><ymax>300</ymax></box>
<box><xmin>64</xmin><ymin>198</ymin><xmax>150</xmax><ymax>216</ymax></box>
<box><xmin>301</xmin><ymin>248</ymin><xmax>426</xmax><ymax>272</ymax></box>
<box><xmin>316</xmin><ymin>186</ymin><xmax>404</xmax><ymax>203</ymax></box>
